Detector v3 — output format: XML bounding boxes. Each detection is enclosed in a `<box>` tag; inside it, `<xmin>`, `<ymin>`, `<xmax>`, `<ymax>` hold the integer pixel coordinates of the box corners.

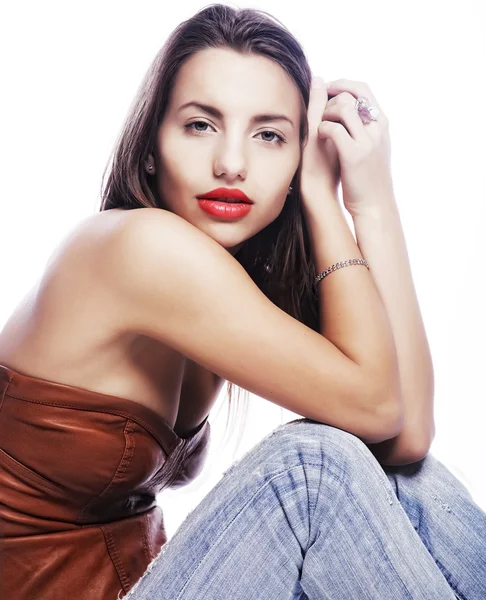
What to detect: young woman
<box><xmin>0</xmin><ymin>4</ymin><xmax>484</xmax><ymax>599</ymax></box>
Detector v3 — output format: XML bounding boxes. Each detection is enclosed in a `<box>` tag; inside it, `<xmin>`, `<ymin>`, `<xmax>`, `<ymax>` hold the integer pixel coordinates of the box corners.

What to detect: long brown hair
<box><xmin>99</xmin><ymin>4</ymin><xmax>320</xmax><ymax>452</ymax></box>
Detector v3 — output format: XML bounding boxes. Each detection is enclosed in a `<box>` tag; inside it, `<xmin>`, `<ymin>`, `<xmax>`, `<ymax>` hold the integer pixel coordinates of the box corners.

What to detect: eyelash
<box><xmin>184</xmin><ymin>120</ymin><xmax>287</xmax><ymax>145</ymax></box>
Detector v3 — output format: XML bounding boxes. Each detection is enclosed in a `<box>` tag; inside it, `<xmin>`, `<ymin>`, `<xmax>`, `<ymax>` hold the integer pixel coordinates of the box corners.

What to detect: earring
<box><xmin>148</xmin><ymin>165</ymin><xmax>153</xmax><ymax>171</ymax></box>
<box><xmin>288</xmin><ymin>185</ymin><xmax>293</xmax><ymax>194</ymax></box>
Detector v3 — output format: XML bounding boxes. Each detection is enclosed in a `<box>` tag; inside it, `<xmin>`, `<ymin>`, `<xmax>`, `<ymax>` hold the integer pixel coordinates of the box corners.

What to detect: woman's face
<box><xmin>147</xmin><ymin>47</ymin><xmax>302</xmax><ymax>255</ymax></box>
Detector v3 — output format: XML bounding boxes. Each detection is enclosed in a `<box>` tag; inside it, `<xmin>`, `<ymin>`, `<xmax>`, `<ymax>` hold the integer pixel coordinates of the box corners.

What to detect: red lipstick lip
<box><xmin>196</xmin><ymin>187</ymin><xmax>254</xmax><ymax>203</ymax></box>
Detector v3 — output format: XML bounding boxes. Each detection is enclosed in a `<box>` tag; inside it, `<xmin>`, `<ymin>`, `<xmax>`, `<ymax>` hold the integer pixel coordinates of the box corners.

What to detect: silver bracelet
<box><xmin>314</xmin><ymin>258</ymin><xmax>370</xmax><ymax>286</ymax></box>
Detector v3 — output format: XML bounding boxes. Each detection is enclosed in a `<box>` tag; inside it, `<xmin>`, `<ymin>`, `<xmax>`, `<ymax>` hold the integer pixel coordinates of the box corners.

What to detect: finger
<box><xmin>321</xmin><ymin>97</ymin><xmax>370</xmax><ymax>142</ymax></box>
<box><xmin>307</xmin><ymin>77</ymin><xmax>329</xmax><ymax>136</ymax></box>
<box><xmin>316</xmin><ymin>120</ymin><xmax>352</xmax><ymax>161</ymax></box>
<box><xmin>327</xmin><ymin>79</ymin><xmax>384</xmax><ymax>115</ymax></box>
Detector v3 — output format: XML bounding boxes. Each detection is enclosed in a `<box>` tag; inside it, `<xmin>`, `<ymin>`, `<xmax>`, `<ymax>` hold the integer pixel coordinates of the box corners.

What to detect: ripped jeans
<box><xmin>121</xmin><ymin>419</ymin><xmax>486</xmax><ymax>599</ymax></box>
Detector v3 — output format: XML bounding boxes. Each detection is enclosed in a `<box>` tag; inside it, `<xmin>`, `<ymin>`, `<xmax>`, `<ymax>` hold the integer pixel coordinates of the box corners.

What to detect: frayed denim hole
<box><xmin>432</xmin><ymin>493</ymin><xmax>452</xmax><ymax>513</ymax></box>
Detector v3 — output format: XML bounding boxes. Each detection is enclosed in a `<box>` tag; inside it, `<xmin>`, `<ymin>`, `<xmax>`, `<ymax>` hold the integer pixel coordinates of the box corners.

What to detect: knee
<box><xmin>268</xmin><ymin>418</ymin><xmax>375</xmax><ymax>468</ymax></box>
<box><xmin>270</xmin><ymin>419</ymin><xmax>398</xmax><ymax>504</ymax></box>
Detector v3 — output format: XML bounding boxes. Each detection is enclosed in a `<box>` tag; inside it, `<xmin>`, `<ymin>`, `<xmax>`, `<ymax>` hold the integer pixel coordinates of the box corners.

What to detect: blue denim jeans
<box><xmin>122</xmin><ymin>419</ymin><xmax>486</xmax><ymax>599</ymax></box>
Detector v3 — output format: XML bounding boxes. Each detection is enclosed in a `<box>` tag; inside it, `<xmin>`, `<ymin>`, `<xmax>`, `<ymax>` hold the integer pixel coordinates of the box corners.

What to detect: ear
<box><xmin>145</xmin><ymin>154</ymin><xmax>156</xmax><ymax>175</ymax></box>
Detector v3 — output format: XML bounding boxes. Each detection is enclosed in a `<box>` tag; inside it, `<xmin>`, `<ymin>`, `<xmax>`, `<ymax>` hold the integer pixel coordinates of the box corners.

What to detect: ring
<box><xmin>355</xmin><ymin>96</ymin><xmax>379</xmax><ymax>124</ymax></box>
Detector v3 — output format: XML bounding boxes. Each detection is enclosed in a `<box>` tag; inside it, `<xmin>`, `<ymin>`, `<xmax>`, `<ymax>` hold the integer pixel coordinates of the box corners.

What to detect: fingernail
<box><xmin>312</xmin><ymin>77</ymin><xmax>326</xmax><ymax>88</ymax></box>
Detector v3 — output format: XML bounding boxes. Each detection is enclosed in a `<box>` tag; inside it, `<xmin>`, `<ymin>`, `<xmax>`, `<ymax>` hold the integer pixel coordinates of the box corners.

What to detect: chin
<box><xmin>212</xmin><ymin>234</ymin><xmax>247</xmax><ymax>256</ymax></box>
<box><xmin>191</xmin><ymin>217</ymin><xmax>251</xmax><ymax>244</ymax></box>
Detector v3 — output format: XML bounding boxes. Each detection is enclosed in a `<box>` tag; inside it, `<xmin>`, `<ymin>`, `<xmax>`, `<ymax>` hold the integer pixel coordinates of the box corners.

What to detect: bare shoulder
<box><xmin>100</xmin><ymin>206</ymin><xmax>252</xmax><ymax>314</ymax></box>
<box><xmin>106</xmin><ymin>206</ymin><xmax>228</xmax><ymax>261</ymax></box>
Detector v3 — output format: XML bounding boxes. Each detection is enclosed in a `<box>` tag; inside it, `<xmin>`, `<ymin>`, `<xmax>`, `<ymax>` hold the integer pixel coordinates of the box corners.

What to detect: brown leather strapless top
<box><xmin>0</xmin><ymin>364</ymin><xmax>211</xmax><ymax>600</ymax></box>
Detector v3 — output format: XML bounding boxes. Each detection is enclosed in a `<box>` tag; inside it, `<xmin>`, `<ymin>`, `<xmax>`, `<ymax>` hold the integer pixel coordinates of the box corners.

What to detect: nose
<box><xmin>213</xmin><ymin>136</ymin><xmax>248</xmax><ymax>181</ymax></box>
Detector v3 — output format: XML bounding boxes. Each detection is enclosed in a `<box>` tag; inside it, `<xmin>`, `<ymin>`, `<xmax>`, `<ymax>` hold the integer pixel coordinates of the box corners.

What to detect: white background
<box><xmin>1</xmin><ymin>0</ymin><xmax>485</xmax><ymax>539</ymax></box>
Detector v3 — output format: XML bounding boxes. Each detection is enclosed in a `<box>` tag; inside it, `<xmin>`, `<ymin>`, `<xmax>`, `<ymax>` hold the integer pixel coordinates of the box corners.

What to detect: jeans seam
<box><xmin>175</xmin><ymin>462</ymin><xmax>327</xmax><ymax>599</ymax></box>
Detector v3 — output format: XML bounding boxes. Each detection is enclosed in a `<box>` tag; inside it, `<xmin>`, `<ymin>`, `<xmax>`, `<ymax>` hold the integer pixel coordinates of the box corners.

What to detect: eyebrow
<box><xmin>177</xmin><ymin>101</ymin><xmax>295</xmax><ymax>128</ymax></box>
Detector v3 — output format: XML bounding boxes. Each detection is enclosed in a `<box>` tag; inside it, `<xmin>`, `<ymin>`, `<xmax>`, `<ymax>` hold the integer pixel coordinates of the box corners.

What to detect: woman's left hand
<box><xmin>321</xmin><ymin>79</ymin><xmax>395</xmax><ymax>218</ymax></box>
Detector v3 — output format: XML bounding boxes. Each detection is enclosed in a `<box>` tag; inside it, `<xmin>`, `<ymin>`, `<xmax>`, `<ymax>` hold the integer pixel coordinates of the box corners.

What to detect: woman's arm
<box><xmin>100</xmin><ymin>207</ymin><xmax>403</xmax><ymax>445</ymax></box>
<box><xmin>352</xmin><ymin>199</ymin><xmax>435</xmax><ymax>466</ymax></box>
<box><xmin>299</xmin><ymin>77</ymin><xmax>403</xmax><ymax>441</ymax></box>
<box><xmin>303</xmin><ymin>192</ymin><xmax>403</xmax><ymax>429</ymax></box>
<box><xmin>308</xmin><ymin>78</ymin><xmax>434</xmax><ymax>466</ymax></box>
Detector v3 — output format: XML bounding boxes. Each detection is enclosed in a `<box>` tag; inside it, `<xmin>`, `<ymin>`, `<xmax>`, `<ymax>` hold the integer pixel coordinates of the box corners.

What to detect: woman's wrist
<box><xmin>301</xmin><ymin>184</ymin><xmax>339</xmax><ymax>216</ymax></box>
<box><xmin>302</xmin><ymin>192</ymin><xmax>363</xmax><ymax>275</ymax></box>
<box><xmin>301</xmin><ymin>186</ymin><xmax>342</xmax><ymax>228</ymax></box>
